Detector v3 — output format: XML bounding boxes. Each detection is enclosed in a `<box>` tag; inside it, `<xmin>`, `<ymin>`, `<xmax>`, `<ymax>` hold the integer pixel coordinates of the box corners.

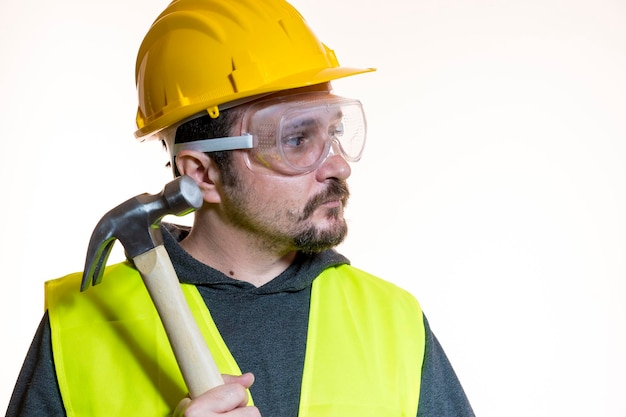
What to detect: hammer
<box><xmin>80</xmin><ymin>175</ymin><xmax>224</xmax><ymax>398</ymax></box>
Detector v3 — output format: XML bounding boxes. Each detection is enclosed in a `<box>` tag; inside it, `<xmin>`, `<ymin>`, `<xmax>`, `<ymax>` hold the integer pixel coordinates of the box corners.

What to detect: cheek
<box><xmin>234</xmin><ymin>152</ymin><xmax>318</xmax><ymax>205</ymax></box>
<box><xmin>260</xmin><ymin>179</ymin><xmax>315</xmax><ymax>217</ymax></box>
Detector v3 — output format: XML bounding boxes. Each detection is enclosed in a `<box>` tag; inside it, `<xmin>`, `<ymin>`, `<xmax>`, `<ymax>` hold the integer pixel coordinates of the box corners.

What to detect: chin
<box><xmin>294</xmin><ymin>222</ymin><xmax>348</xmax><ymax>253</ymax></box>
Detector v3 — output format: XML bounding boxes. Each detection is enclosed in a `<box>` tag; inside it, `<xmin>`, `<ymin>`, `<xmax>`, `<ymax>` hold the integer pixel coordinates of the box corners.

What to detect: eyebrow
<box><xmin>284</xmin><ymin>109</ymin><xmax>343</xmax><ymax>130</ymax></box>
<box><xmin>285</xmin><ymin>117</ymin><xmax>316</xmax><ymax>130</ymax></box>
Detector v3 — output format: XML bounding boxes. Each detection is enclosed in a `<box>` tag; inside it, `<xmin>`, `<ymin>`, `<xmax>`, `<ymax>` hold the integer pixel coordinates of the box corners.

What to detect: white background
<box><xmin>1</xmin><ymin>0</ymin><xmax>625</xmax><ymax>415</ymax></box>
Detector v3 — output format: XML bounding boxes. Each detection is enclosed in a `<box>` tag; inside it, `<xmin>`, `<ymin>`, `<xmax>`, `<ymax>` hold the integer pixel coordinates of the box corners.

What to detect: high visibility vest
<box><xmin>46</xmin><ymin>261</ymin><xmax>425</xmax><ymax>416</ymax></box>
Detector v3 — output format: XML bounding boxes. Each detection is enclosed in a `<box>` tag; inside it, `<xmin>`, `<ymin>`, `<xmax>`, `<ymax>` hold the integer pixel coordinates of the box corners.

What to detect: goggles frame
<box><xmin>173</xmin><ymin>92</ymin><xmax>367</xmax><ymax>175</ymax></box>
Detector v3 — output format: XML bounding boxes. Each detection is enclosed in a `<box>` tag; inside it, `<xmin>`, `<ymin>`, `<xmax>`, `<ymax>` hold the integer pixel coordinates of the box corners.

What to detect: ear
<box><xmin>175</xmin><ymin>150</ymin><xmax>222</xmax><ymax>204</ymax></box>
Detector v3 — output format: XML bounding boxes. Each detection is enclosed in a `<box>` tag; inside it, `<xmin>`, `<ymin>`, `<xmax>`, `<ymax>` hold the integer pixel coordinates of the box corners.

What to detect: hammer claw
<box><xmin>81</xmin><ymin>236</ymin><xmax>116</xmax><ymax>291</ymax></box>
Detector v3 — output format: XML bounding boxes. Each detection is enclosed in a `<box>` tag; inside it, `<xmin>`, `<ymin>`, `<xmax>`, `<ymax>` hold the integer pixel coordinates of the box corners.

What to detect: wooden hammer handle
<box><xmin>133</xmin><ymin>245</ymin><xmax>224</xmax><ymax>398</ymax></box>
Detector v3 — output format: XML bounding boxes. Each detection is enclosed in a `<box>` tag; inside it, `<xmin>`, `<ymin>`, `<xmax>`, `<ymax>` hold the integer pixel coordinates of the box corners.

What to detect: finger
<box><xmin>186</xmin><ymin>380</ymin><xmax>251</xmax><ymax>414</ymax></box>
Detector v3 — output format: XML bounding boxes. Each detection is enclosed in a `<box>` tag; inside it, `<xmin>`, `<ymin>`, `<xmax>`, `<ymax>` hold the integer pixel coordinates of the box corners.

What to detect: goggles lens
<box><xmin>241</xmin><ymin>93</ymin><xmax>366</xmax><ymax>175</ymax></box>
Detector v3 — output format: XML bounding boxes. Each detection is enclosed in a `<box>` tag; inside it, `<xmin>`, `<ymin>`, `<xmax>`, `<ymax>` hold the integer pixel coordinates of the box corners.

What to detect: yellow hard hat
<box><xmin>134</xmin><ymin>0</ymin><xmax>375</xmax><ymax>140</ymax></box>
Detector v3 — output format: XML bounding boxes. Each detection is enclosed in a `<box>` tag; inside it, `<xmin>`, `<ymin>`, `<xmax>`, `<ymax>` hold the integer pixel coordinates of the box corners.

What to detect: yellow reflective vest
<box><xmin>46</xmin><ymin>261</ymin><xmax>425</xmax><ymax>416</ymax></box>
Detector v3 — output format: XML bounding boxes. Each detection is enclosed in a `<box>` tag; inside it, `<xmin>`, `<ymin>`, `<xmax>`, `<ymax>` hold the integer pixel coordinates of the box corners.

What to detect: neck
<box><xmin>179</xmin><ymin>213</ymin><xmax>297</xmax><ymax>287</ymax></box>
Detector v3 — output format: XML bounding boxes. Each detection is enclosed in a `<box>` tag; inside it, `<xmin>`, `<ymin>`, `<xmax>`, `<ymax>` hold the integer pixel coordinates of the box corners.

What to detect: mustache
<box><xmin>299</xmin><ymin>180</ymin><xmax>350</xmax><ymax>220</ymax></box>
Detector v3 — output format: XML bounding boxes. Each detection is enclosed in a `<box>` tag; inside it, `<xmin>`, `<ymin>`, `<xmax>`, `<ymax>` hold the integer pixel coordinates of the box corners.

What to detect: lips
<box><xmin>300</xmin><ymin>180</ymin><xmax>350</xmax><ymax>220</ymax></box>
<box><xmin>318</xmin><ymin>198</ymin><xmax>342</xmax><ymax>209</ymax></box>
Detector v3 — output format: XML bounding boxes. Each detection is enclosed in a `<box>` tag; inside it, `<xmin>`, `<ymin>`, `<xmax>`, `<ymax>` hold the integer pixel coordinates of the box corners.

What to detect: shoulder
<box><xmin>45</xmin><ymin>261</ymin><xmax>143</xmax><ymax>317</ymax></box>
<box><xmin>46</xmin><ymin>261</ymin><xmax>137</xmax><ymax>294</ymax></box>
<box><xmin>317</xmin><ymin>264</ymin><xmax>423</xmax><ymax>314</ymax></box>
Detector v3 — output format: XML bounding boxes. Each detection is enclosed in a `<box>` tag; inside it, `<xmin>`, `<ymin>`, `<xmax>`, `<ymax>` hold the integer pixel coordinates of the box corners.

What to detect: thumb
<box><xmin>223</xmin><ymin>372</ymin><xmax>255</xmax><ymax>389</ymax></box>
<box><xmin>172</xmin><ymin>397</ymin><xmax>191</xmax><ymax>417</ymax></box>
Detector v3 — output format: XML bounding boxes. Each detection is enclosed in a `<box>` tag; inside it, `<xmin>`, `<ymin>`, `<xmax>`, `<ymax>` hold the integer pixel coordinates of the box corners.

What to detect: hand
<box><xmin>173</xmin><ymin>373</ymin><xmax>261</xmax><ymax>416</ymax></box>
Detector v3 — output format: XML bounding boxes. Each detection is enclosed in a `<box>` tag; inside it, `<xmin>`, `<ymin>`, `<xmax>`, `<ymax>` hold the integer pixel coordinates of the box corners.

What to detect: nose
<box><xmin>315</xmin><ymin>141</ymin><xmax>351</xmax><ymax>181</ymax></box>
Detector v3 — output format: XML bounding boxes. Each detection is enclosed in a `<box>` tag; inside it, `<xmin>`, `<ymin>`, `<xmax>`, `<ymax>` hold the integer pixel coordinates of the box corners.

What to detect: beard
<box><xmin>292</xmin><ymin>221</ymin><xmax>347</xmax><ymax>253</ymax></box>
<box><xmin>221</xmin><ymin>174</ymin><xmax>350</xmax><ymax>254</ymax></box>
<box><xmin>292</xmin><ymin>180</ymin><xmax>349</xmax><ymax>253</ymax></box>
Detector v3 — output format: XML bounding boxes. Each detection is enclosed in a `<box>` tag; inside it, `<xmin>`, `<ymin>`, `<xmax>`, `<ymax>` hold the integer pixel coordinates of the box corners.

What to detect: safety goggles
<box><xmin>173</xmin><ymin>92</ymin><xmax>367</xmax><ymax>175</ymax></box>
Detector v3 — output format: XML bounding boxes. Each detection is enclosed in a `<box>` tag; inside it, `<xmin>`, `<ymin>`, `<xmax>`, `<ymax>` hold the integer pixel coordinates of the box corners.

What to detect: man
<box><xmin>7</xmin><ymin>0</ymin><xmax>475</xmax><ymax>416</ymax></box>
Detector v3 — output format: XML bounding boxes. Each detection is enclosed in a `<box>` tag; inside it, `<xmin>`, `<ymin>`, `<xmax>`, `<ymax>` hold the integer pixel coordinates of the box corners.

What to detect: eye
<box><xmin>330</xmin><ymin>122</ymin><xmax>344</xmax><ymax>138</ymax></box>
<box><xmin>283</xmin><ymin>133</ymin><xmax>307</xmax><ymax>148</ymax></box>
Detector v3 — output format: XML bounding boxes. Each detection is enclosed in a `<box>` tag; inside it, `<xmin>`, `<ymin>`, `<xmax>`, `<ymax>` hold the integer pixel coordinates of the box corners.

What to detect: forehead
<box><xmin>245</xmin><ymin>92</ymin><xmax>347</xmax><ymax>127</ymax></box>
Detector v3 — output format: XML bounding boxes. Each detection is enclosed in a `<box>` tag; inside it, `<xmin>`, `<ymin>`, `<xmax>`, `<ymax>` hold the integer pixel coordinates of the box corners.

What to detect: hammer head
<box><xmin>80</xmin><ymin>175</ymin><xmax>203</xmax><ymax>291</ymax></box>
